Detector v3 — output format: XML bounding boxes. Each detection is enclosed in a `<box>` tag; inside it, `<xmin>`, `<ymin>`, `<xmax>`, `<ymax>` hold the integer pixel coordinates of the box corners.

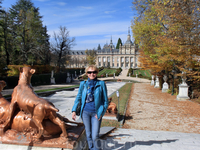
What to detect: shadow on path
<box><xmin>101</xmin><ymin>134</ymin><xmax>178</xmax><ymax>150</ymax></box>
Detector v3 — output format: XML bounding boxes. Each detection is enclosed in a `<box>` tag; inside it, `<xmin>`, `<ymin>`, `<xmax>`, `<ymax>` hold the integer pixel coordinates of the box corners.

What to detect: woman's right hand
<box><xmin>72</xmin><ymin>112</ymin><xmax>76</xmax><ymax>121</ymax></box>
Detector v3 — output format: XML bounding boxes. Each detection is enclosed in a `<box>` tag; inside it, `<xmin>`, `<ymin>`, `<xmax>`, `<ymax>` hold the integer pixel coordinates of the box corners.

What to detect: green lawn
<box><xmin>101</xmin><ymin>83</ymin><xmax>133</xmax><ymax>128</ymax></box>
<box><xmin>98</xmin><ymin>68</ymin><xmax>117</xmax><ymax>76</ymax></box>
<box><xmin>133</xmin><ymin>69</ymin><xmax>151</xmax><ymax>78</ymax></box>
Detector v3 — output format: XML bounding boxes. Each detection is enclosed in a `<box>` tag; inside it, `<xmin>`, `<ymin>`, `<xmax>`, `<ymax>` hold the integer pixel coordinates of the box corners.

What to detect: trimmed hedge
<box><xmin>0</xmin><ymin>68</ymin><xmax>85</xmax><ymax>89</ymax></box>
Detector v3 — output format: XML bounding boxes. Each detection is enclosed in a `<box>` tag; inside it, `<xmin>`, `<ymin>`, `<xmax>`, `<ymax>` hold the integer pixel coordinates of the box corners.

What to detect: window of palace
<box><xmin>107</xmin><ymin>57</ymin><xmax>110</xmax><ymax>62</ymax></box>
<box><xmin>121</xmin><ymin>57</ymin><xmax>124</xmax><ymax>63</ymax></box>
<box><xmin>126</xmin><ymin>49</ymin><xmax>130</xmax><ymax>54</ymax></box>
<box><xmin>131</xmin><ymin>57</ymin><xmax>133</xmax><ymax>62</ymax></box>
<box><xmin>131</xmin><ymin>63</ymin><xmax>133</xmax><ymax>68</ymax></box>
<box><xmin>125</xmin><ymin>57</ymin><xmax>129</xmax><ymax>63</ymax></box>
<box><xmin>103</xmin><ymin>57</ymin><xmax>106</xmax><ymax>62</ymax></box>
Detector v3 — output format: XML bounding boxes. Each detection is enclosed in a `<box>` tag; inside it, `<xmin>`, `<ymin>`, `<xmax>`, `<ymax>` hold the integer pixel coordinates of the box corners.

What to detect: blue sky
<box><xmin>2</xmin><ymin>0</ymin><xmax>136</xmax><ymax>50</ymax></box>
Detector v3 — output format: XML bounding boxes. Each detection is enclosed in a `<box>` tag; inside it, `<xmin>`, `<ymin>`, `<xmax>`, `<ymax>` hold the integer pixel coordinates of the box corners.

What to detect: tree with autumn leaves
<box><xmin>132</xmin><ymin>0</ymin><xmax>200</xmax><ymax>86</ymax></box>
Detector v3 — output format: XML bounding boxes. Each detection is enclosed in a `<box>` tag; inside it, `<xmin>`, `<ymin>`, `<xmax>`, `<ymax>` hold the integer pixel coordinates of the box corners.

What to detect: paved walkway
<box><xmin>1</xmin><ymin>70</ymin><xmax>200</xmax><ymax>149</ymax></box>
<box><xmin>102</xmin><ymin>83</ymin><xmax>200</xmax><ymax>150</ymax></box>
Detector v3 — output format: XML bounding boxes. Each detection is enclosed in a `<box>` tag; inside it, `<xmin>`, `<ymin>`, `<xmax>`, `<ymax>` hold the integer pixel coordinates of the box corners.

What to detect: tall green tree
<box><xmin>0</xmin><ymin>0</ymin><xmax>8</xmax><ymax>67</ymax></box>
<box><xmin>97</xmin><ymin>44</ymin><xmax>101</xmax><ymax>50</ymax></box>
<box><xmin>0</xmin><ymin>9</ymin><xmax>15</xmax><ymax>66</ymax></box>
<box><xmin>116</xmin><ymin>38</ymin><xmax>122</xmax><ymax>49</ymax></box>
<box><xmin>9</xmin><ymin>0</ymin><xmax>48</xmax><ymax>64</ymax></box>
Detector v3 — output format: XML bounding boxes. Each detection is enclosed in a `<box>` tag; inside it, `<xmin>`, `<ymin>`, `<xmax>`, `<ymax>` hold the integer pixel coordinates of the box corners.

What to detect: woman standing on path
<box><xmin>72</xmin><ymin>65</ymin><xmax>108</xmax><ymax>150</ymax></box>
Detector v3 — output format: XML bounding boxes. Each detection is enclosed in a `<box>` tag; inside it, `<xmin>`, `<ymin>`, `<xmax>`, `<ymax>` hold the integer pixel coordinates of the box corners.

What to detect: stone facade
<box><xmin>67</xmin><ymin>29</ymin><xmax>139</xmax><ymax>69</ymax></box>
<box><xmin>66</xmin><ymin>50</ymin><xmax>87</xmax><ymax>68</ymax></box>
<box><xmin>96</xmin><ymin>29</ymin><xmax>139</xmax><ymax>69</ymax></box>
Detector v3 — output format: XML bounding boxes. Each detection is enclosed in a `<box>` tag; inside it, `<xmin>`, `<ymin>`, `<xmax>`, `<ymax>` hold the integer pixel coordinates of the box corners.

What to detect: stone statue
<box><xmin>7</xmin><ymin>67</ymin><xmax>68</xmax><ymax>139</ymax></box>
<box><xmin>151</xmin><ymin>75</ymin><xmax>155</xmax><ymax>86</ymax></box>
<box><xmin>0</xmin><ymin>80</ymin><xmax>13</xmax><ymax>130</ymax></box>
<box><xmin>162</xmin><ymin>75</ymin><xmax>169</xmax><ymax>92</ymax></box>
<box><xmin>50</xmin><ymin>70</ymin><xmax>56</xmax><ymax>84</ymax></box>
<box><xmin>106</xmin><ymin>98</ymin><xmax>118</xmax><ymax>114</ymax></box>
<box><xmin>181</xmin><ymin>71</ymin><xmax>187</xmax><ymax>85</ymax></box>
<box><xmin>2</xmin><ymin>67</ymin><xmax>82</xmax><ymax>141</ymax></box>
<box><xmin>154</xmin><ymin>75</ymin><xmax>160</xmax><ymax>88</ymax></box>
<box><xmin>51</xmin><ymin>70</ymin><xmax>54</xmax><ymax>78</ymax></box>
<box><xmin>0</xmin><ymin>81</ymin><xmax>81</xmax><ymax>136</ymax></box>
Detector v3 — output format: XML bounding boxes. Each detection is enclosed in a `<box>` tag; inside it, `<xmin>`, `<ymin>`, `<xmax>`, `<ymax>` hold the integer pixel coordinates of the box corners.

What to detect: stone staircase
<box><xmin>118</xmin><ymin>69</ymin><xmax>129</xmax><ymax>78</ymax></box>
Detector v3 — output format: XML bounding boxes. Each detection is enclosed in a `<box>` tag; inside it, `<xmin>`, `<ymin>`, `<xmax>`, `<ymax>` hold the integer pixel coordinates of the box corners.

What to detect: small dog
<box><xmin>7</xmin><ymin>67</ymin><xmax>68</xmax><ymax>139</ymax></box>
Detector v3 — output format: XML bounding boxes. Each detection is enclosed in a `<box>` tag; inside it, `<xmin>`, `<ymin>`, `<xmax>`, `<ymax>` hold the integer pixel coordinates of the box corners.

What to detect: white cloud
<box><xmin>79</xmin><ymin>6</ymin><xmax>93</xmax><ymax>10</ymax></box>
<box><xmin>81</xmin><ymin>34</ymin><xmax>128</xmax><ymax>45</ymax></box>
<box><xmin>57</xmin><ymin>2</ymin><xmax>67</xmax><ymax>6</ymax></box>
<box><xmin>104</xmin><ymin>10</ymin><xmax>116</xmax><ymax>14</ymax></box>
<box><xmin>67</xmin><ymin>21</ymin><xmax>131</xmax><ymax>37</ymax></box>
<box><xmin>71</xmin><ymin>33</ymin><xmax>130</xmax><ymax>50</ymax></box>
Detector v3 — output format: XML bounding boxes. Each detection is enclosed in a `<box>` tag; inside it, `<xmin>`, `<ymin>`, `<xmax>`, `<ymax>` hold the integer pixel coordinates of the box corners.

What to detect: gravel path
<box><xmin>123</xmin><ymin>83</ymin><xmax>200</xmax><ymax>134</ymax></box>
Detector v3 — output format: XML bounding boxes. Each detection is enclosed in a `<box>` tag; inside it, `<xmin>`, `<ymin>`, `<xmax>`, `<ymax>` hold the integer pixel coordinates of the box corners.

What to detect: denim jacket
<box><xmin>72</xmin><ymin>80</ymin><xmax>108</xmax><ymax>119</ymax></box>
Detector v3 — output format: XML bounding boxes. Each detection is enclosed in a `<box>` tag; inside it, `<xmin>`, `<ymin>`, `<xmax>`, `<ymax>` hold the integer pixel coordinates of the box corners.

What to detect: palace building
<box><xmin>96</xmin><ymin>29</ymin><xmax>139</xmax><ymax>69</ymax></box>
<box><xmin>67</xmin><ymin>29</ymin><xmax>139</xmax><ymax>69</ymax></box>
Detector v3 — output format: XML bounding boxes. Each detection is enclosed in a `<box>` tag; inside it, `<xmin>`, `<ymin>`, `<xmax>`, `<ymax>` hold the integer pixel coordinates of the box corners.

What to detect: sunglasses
<box><xmin>87</xmin><ymin>71</ymin><xmax>97</xmax><ymax>74</ymax></box>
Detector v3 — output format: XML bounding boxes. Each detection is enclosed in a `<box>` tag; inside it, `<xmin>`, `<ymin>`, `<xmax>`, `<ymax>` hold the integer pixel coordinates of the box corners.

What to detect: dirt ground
<box><xmin>123</xmin><ymin>83</ymin><xmax>200</xmax><ymax>134</ymax></box>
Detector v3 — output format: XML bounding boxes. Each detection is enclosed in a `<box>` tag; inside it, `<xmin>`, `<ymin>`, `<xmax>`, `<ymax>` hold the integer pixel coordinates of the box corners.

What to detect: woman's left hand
<box><xmin>95</xmin><ymin>114</ymin><xmax>102</xmax><ymax>120</ymax></box>
<box><xmin>72</xmin><ymin>112</ymin><xmax>76</xmax><ymax>121</ymax></box>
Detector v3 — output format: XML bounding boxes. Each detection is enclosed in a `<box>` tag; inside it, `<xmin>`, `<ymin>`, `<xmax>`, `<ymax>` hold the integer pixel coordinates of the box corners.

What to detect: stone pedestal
<box><xmin>162</xmin><ymin>75</ymin><xmax>168</xmax><ymax>92</ymax></box>
<box><xmin>162</xmin><ymin>82</ymin><xmax>169</xmax><ymax>92</ymax></box>
<box><xmin>154</xmin><ymin>76</ymin><xmax>159</xmax><ymax>88</ymax></box>
<box><xmin>0</xmin><ymin>125</ymin><xmax>86</xmax><ymax>149</ymax></box>
<box><xmin>177</xmin><ymin>83</ymin><xmax>190</xmax><ymax>100</ymax></box>
<box><xmin>151</xmin><ymin>75</ymin><xmax>154</xmax><ymax>86</ymax></box>
<box><xmin>50</xmin><ymin>78</ymin><xmax>55</xmax><ymax>84</ymax></box>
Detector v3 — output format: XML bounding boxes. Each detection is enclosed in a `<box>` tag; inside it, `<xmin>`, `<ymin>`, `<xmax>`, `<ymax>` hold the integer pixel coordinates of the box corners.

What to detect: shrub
<box><xmin>127</xmin><ymin>68</ymin><xmax>133</xmax><ymax>76</ymax></box>
<box><xmin>109</xmin><ymin>74</ymin><xmax>113</xmax><ymax>77</ymax></box>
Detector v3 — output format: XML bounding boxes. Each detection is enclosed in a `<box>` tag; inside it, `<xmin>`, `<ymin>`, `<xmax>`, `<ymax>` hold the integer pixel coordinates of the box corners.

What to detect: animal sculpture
<box><xmin>6</xmin><ymin>67</ymin><xmax>68</xmax><ymax>139</ymax></box>
<box><xmin>106</xmin><ymin>98</ymin><xmax>118</xmax><ymax>114</ymax></box>
<box><xmin>0</xmin><ymin>80</ymin><xmax>14</xmax><ymax>132</ymax></box>
<box><xmin>0</xmin><ymin>80</ymin><xmax>82</xmax><ymax>137</ymax></box>
<box><xmin>0</xmin><ymin>80</ymin><xmax>9</xmax><ymax>124</ymax></box>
